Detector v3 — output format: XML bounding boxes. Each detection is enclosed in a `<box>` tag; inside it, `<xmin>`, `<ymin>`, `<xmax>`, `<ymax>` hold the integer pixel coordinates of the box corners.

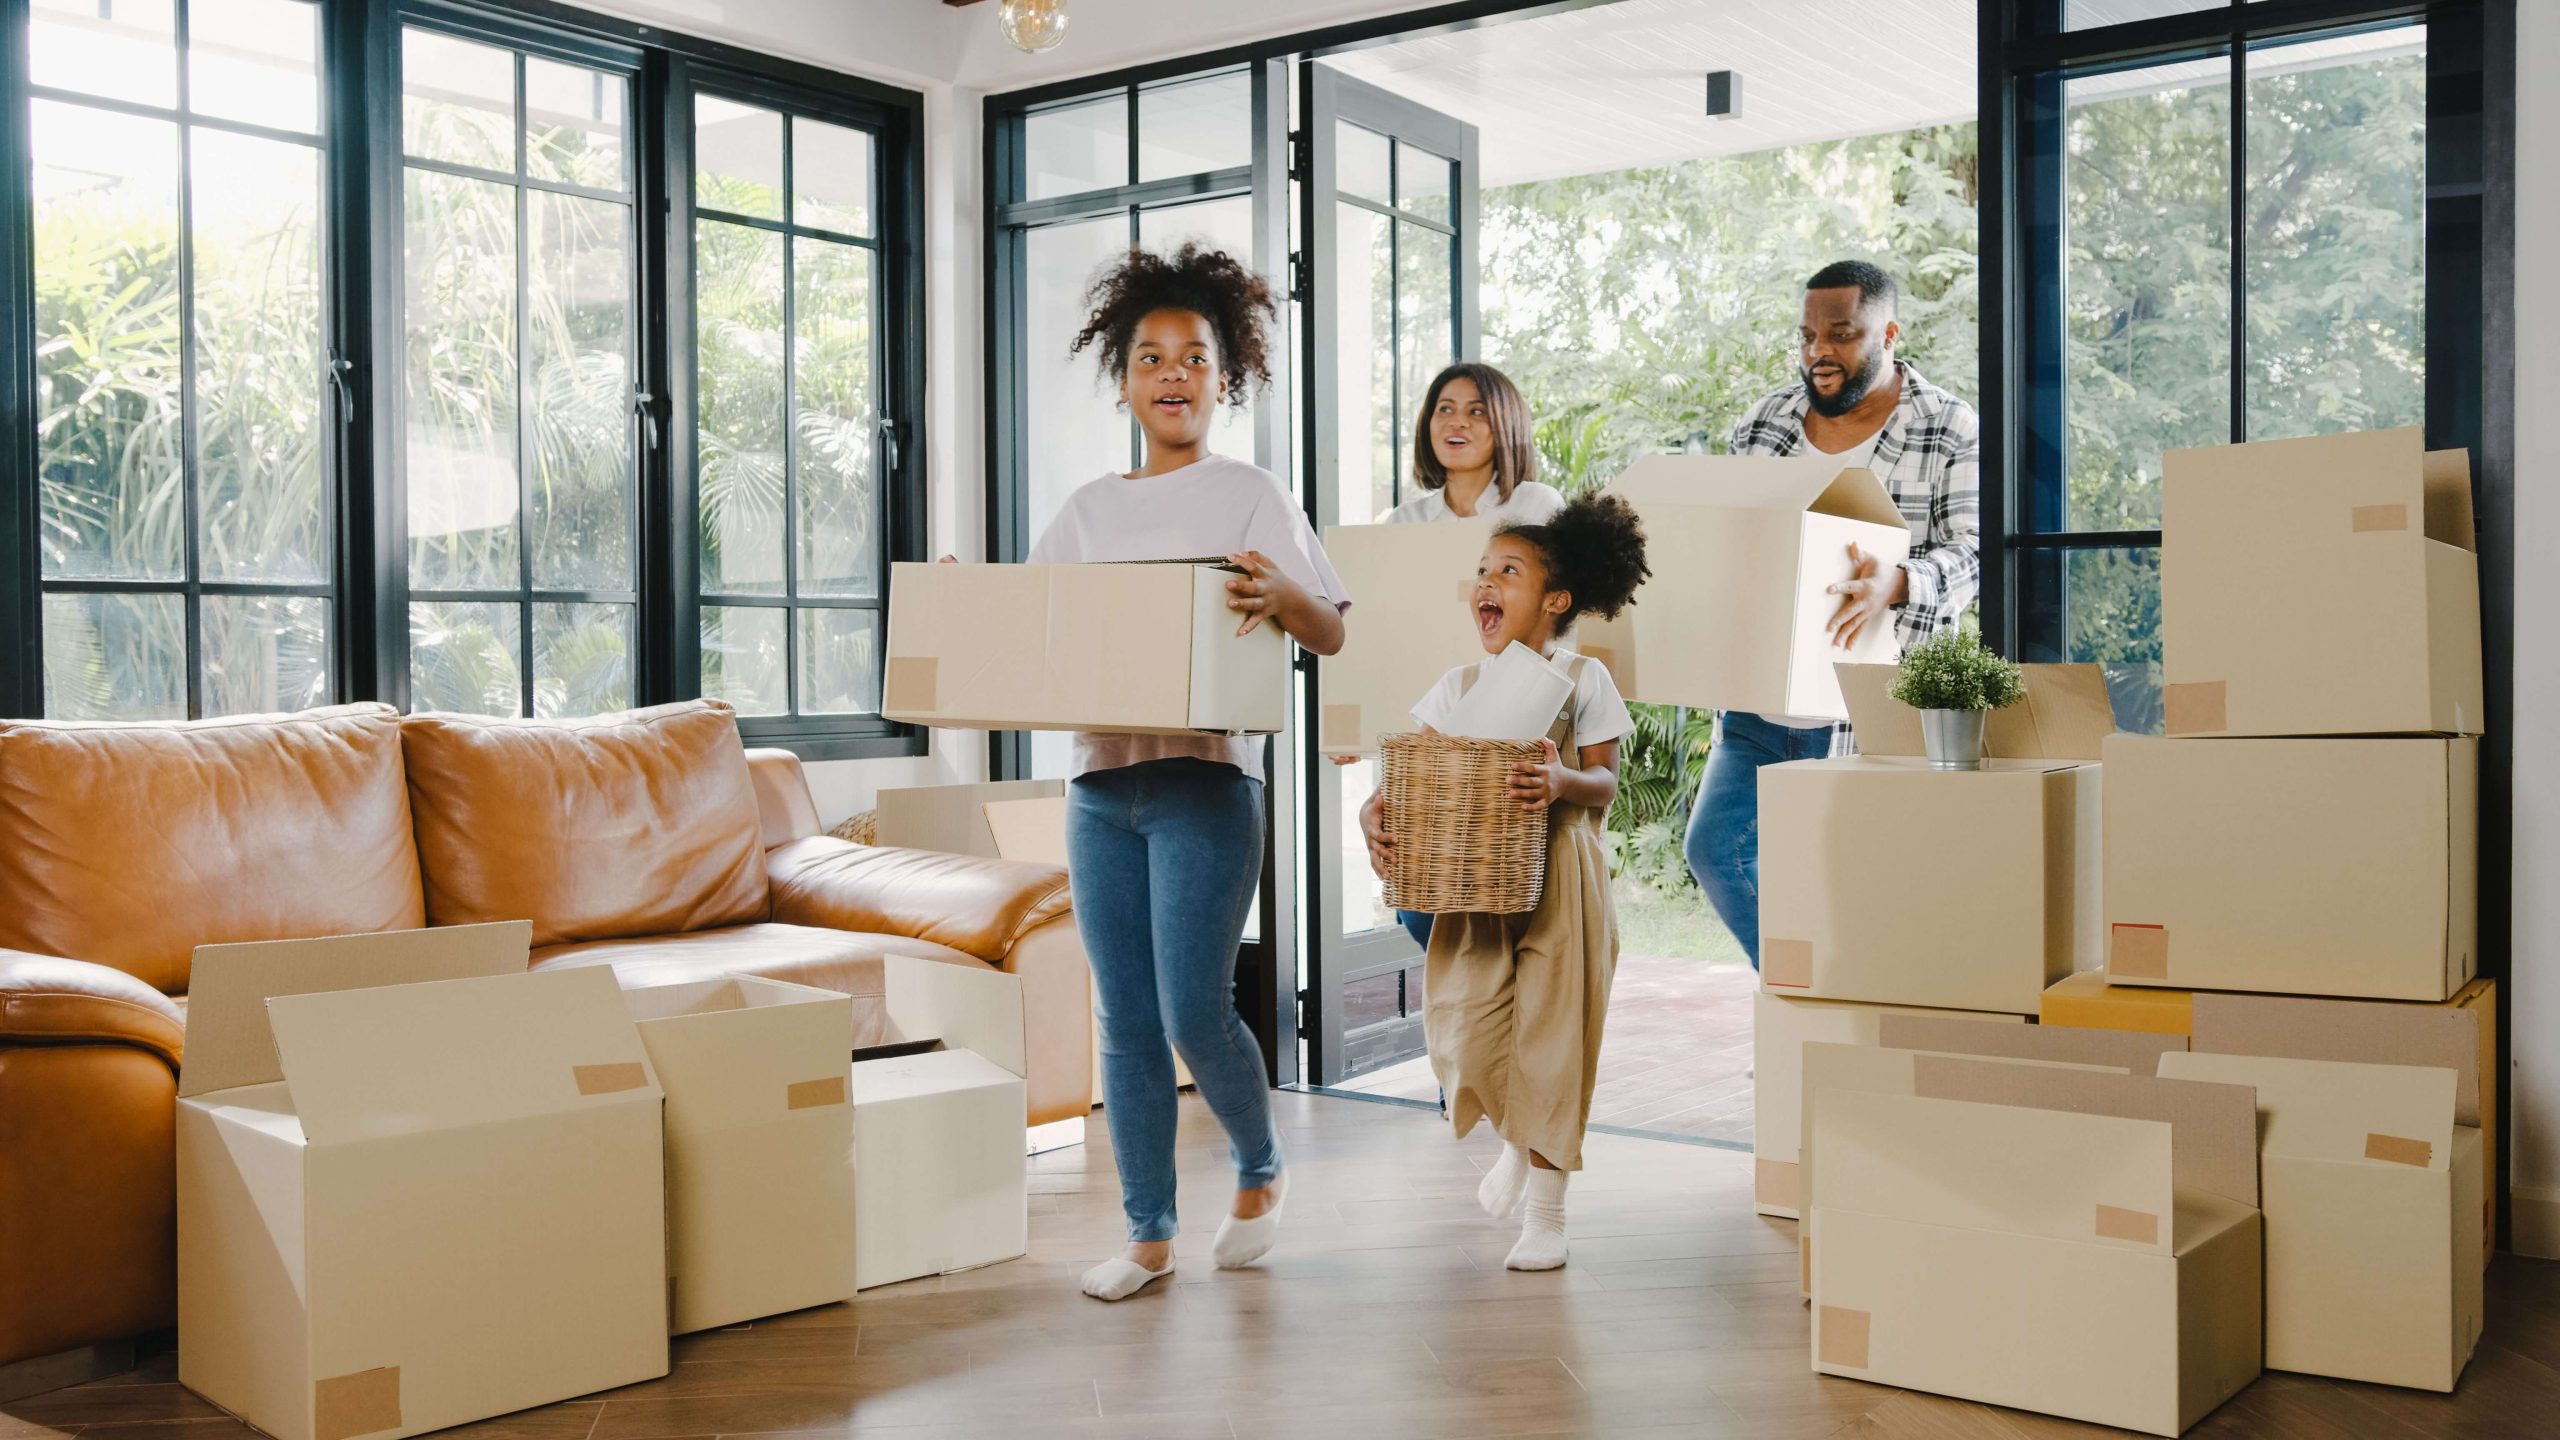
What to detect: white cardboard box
<box><xmin>852</xmin><ymin>956</ymin><xmax>1031</xmax><ymax>1290</ymax></box>
<box><xmin>178</xmin><ymin>924</ymin><xmax>668</xmax><ymax>1440</ymax></box>
<box><xmin>1318</xmin><ymin>518</ymin><xmax>1495</xmax><ymax>753</ymax></box>
<box><xmin>622</xmin><ymin>976</ymin><xmax>857</xmax><ymax>1333</ymax></box>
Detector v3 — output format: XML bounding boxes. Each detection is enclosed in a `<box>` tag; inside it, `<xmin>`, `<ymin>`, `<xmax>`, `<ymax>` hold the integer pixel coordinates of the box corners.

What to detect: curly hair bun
<box><xmin>1071</xmin><ymin>243</ymin><xmax>1276</xmax><ymax>408</ymax></box>
<box><xmin>1501</xmin><ymin>491</ymin><xmax>1651</xmax><ymax>625</ymax></box>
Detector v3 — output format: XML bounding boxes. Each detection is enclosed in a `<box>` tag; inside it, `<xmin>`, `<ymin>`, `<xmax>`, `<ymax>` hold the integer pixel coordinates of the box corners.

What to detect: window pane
<box><xmin>33</xmin><ymin>102</ymin><xmax>184</xmax><ymax>582</ymax></box>
<box><xmin>793</xmin><ymin>119</ymin><xmax>873</xmax><ymax>237</ymax></box>
<box><xmin>1337</xmin><ymin>758</ymin><xmax>1394</xmax><ymax>937</ymax></box>
<box><xmin>1333</xmin><ymin>202</ymin><xmax>1393</xmax><ymax>525</ymax></box>
<box><xmin>404</xmin><ymin>168</ymin><xmax>520</xmax><ymax>590</ymax></box>
<box><xmin>798</xmin><ymin>609</ymin><xmax>880</xmax><ymax>716</ymax></box>
<box><xmin>202</xmin><ymin>593</ymin><xmax>329</xmax><ymax>716</ymax></box>
<box><xmin>30</xmin><ymin>0</ymin><xmax>176</xmax><ymax>109</ymax></box>
<box><xmin>1137</xmin><ymin>71</ymin><xmax>1249</xmax><ymax>182</ymax></box>
<box><xmin>1397</xmin><ymin>219</ymin><xmax>1454</xmax><ymax>495</ymax></box>
<box><xmin>189</xmin><ymin>0</ymin><xmax>320</xmax><ymax>134</ymax></box>
<box><xmin>701</xmin><ymin>605</ymin><xmax>786</xmax><ymax>716</ymax></box>
<box><xmin>403</xmin><ymin>28</ymin><xmax>515</xmax><ymax>173</ymax></box>
<box><xmin>1397</xmin><ymin>142</ymin><xmax>1452</xmax><ymax>225</ymax></box>
<box><xmin>42</xmin><ymin>591</ymin><xmax>185</xmax><ymax>720</ymax></box>
<box><xmin>1336</xmin><ymin>122</ymin><xmax>1391</xmax><ymax>207</ymax></box>
<box><xmin>409</xmin><ymin>600</ymin><xmax>522</xmax><ymax>715</ymax></box>
<box><xmin>1023</xmin><ymin>217</ymin><xmax>1133</xmax><ymax>542</ymax></box>
<box><xmin>1341</xmin><ymin>971</ymin><xmax>1401</xmax><ymax>1031</ymax></box>
<box><xmin>526</xmin><ymin>58</ymin><xmax>627</xmax><ymax>191</ymax></box>
<box><xmin>2244</xmin><ymin>29</ymin><xmax>2426</xmax><ymax>442</ymax></box>
<box><xmin>794</xmin><ymin>238</ymin><xmax>877</xmax><ymax>598</ymax></box>
<box><xmin>2024</xmin><ymin>547</ymin><xmax>2163</xmax><ymax>735</ymax></box>
<box><xmin>696</xmin><ymin>96</ymin><xmax>784</xmax><ymax>219</ymax></box>
<box><xmin>1139</xmin><ymin>196</ymin><xmax>1256</xmax><ymax>465</ymax></box>
<box><xmin>528</xmin><ymin>190</ymin><xmax>633</xmax><ymax>591</ymax></box>
<box><xmin>695</xmin><ymin>219</ymin><xmax>787</xmax><ymax>595</ymax></box>
<box><xmin>1024</xmin><ymin>94</ymin><xmax>1127</xmax><ymax>201</ymax></box>
<box><xmin>534</xmin><ymin>602</ymin><xmax>631</xmax><ymax>717</ymax></box>
<box><xmin>2058</xmin><ymin>57</ymin><xmax>2231</xmax><ymax>533</ymax></box>
<box><xmin>194</xmin><ymin>129</ymin><xmax>326</xmax><ymax>584</ymax></box>
<box><xmin>2067</xmin><ymin>0</ymin><xmax>2224</xmax><ymax>27</ymax></box>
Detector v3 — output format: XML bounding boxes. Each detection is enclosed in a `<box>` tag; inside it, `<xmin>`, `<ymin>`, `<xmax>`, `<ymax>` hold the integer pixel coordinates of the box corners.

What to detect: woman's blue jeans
<box><xmin>1066</xmin><ymin>757</ymin><xmax>1280</xmax><ymax>1242</ymax></box>
<box><xmin>1682</xmin><ymin>710</ymin><xmax>1840</xmax><ymax>969</ymax></box>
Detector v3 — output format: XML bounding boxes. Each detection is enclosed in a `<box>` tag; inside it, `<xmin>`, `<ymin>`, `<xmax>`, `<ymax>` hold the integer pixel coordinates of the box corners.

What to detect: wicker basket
<box><xmin>1378</xmin><ymin>732</ymin><xmax>1550</xmax><ymax>916</ymax></box>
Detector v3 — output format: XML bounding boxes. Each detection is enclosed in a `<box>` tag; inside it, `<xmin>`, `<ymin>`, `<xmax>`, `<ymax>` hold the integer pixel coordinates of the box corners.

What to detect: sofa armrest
<box><xmin>745</xmin><ymin>747</ymin><xmax>825</xmax><ymax>848</ymax></box>
<box><xmin>767</xmin><ymin>836</ymin><xmax>1071</xmax><ymax>966</ymax></box>
<box><xmin>0</xmin><ymin>948</ymin><xmax>185</xmax><ymax>1072</ymax></box>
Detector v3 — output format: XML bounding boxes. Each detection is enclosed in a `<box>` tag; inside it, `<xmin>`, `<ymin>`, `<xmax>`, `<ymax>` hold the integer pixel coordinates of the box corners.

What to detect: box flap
<box><xmin>1837</xmin><ymin>663</ymin><xmax>2116</xmax><ymax>760</ymax></box>
<box><xmin>2158</xmin><ymin>1051</ymin><xmax>2457</xmax><ymax>1172</ymax></box>
<box><xmin>265</xmin><ymin>965</ymin><xmax>655</xmax><ymax>1145</ymax></box>
<box><xmin>1818</xmin><ymin>1087</ymin><xmax>2175</xmax><ymax>1255</ymax></box>
<box><xmin>1912</xmin><ymin>1055</ymin><xmax>2261</xmax><ymax>1208</ymax></box>
<box><xmin>1610</xmin><ymin>453</ymin><xmax>1902</xmax><ymax>528</ymax></box>
<box><xmin>2190</xmin><ymin>990</ymin><xmax>2481</xmax><ymax>1127</ymax></box>
<box><xmin>1876</xmin><ymin>1012</ymin><xmax>2184</xmax><ymax>1076</ymax></box>
<box><xmin>2422</xmin><ymin>449</ymin><xmax>2476</xmax><ymax>550</ymax></box>
<box><xmin>179</xmin><ymin>922</ymin><xmax>533</xmax><ymax>1099</ymax></box>
<box><xmin>881</xmin><ymin>953</ymin><xmax>1026</xmax><ymax>1079</ymax></box>
<box><xmin>982</xmin><ymin>795</ymin><xmax>1069</xmax><ymax>866</ymax></box>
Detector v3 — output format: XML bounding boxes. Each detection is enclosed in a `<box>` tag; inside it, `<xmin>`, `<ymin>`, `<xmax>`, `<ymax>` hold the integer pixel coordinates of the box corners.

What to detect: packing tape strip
<box><xmin>1323</xmin><ymin>703</ymin><xmax>1362</xmax><ymax>750</ymax></box>
<box><xmin>1817</xmin><ymin>1306</ymin><xmax>1871</xmax><ymax>1369</ymax></box>
<box><xmin>2365</xmin><ymin>1132</ymin><xmax>2434</xmax><ymax>1168</ymax></box>
<box><xmin>2095</xmin><ymin>1203</ymin><xmax>2161</xmax><ymax>1245</ymax></box>
<box><xmin>1761</xmin><ymin>938</ymin><xmax>1813</xmax><ymax>989</ymax></box>
<box><xmin>1754</xmin><ymin>1157</ymin><xmax>1800</xmax><ymax>1210</ymax></box>
<box><xmin>885</xmin><ymin>656</ymin><xmax>938</xmax><ymax>712</ymax></box>
<box><xmin>788</xmin><ymin>1074</ymin><xmax>849</xmax><ymax>1110</ymax></box>
<box><xmin>2352</xmin><ymin>503</ymin><xmax>2411</xmax><ymax>533</ymax></box>
<box><xmin>313</xmin><ymin>1367</ymin><xmax>401</xmax><ymax>1440</ymax></box>
<box><xmin>2163</xmin><ymin>681</ymin><xmax>2227</xmax><ymax>735</ymax></box>
<box><xmin>2109</xmin><ymin>923</ymin><xmax>2170</xmax><ymax>981</ymax></box>
<box><xmin>573</xmin><ymin>1062</ymin><xmax>648</xmax><ymax>1096</ymax></box>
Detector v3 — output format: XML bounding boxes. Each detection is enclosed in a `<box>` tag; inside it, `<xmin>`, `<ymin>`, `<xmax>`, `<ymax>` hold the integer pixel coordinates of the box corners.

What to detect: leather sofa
<box><xmin>0</xmin><ymin>699</ymin><xmax>1091</xmax><ymax>1373</ymax></box>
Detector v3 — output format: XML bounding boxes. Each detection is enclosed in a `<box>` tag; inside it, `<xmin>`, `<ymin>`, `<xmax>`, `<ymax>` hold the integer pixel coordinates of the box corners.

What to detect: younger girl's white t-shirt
<box><xmin>1408</xmin><ymin>643</ymin><xmax>1634</xmax><ymax>753</ymax></box>
<box><xmin>1027</xmin><ymin>452</ymin><xmax>1350</xmax><ymax>778</ymax></box>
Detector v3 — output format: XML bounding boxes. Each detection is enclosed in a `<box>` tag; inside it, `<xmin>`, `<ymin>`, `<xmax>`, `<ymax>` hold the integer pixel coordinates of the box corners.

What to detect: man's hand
<box><xmin>1825</xmin><ymin>542</ymin><xmax>1907</xmax><ymax>650</ymax></box>
<box><xmin>1507</xmin><ymin>738</ymin><xmax>1563</xmax><ymax>812</ymax></box>
<box><xmin>1359</xmin><ymin>788</ymin><xmax>1394</xmax><ymax>878</ymax></box>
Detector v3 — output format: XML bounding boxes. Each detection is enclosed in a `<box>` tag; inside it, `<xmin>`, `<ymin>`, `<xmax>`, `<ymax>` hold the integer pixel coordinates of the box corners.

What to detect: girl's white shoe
<box><xmin>1478</xmin><ymin>1142</ymin><xmax>1530</xmax><ymax>1218</ymax></box>
<box><xmin>1212</xmin><ymin>1168</ymin><xmax>1289</xmax><ymax>1269</ymax></box>
<box><xmin>1505</xmin><ymin>1167</ymin><xmax>1570</xmax><ymax>1271</ymax></box>
<box><xmin>1081</xmin><ymin>1255</ymin><xmax>1173</xmax><ymax>1301</ymax></box>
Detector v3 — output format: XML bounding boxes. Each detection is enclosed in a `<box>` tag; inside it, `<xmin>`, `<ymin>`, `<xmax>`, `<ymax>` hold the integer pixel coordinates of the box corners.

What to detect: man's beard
<box><xmin>1802</xmin><ymin>350</ymin><xmax>1888</xmax><ymax>418</ymax></box>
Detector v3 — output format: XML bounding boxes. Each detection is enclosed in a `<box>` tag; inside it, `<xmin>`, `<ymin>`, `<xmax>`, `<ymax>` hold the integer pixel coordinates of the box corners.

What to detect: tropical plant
<box><xmin>1893</xmin><ymin>631</ymin><xmax>2026</xmax><ymax>712</ymax></box>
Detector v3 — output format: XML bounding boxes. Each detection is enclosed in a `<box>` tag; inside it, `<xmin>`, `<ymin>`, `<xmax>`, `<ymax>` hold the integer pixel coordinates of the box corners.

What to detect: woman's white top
<box><xmin>1384</xmin><ymin>479</ymin><xmax>1567</xmax><ymax>527</ymax></box>
<box><xmin>1409</xmin><ymin>643</ymin><xmax>1635</xmax><ymax>752</ymax></box>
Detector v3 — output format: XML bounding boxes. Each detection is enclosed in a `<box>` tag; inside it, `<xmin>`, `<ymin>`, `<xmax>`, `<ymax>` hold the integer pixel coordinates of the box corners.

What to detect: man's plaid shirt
<box><xmin>1726</xmin><ymin>361</ymin><xmax>1982</xmax><ymax>749</ymax></box>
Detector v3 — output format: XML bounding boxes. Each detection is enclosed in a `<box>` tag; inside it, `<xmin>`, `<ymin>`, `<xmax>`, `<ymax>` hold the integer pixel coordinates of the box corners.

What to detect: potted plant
<box><xmin>1889</xmin><ymin>631</ymin><xmax>2027</xmax><ymax>771</ymax></box>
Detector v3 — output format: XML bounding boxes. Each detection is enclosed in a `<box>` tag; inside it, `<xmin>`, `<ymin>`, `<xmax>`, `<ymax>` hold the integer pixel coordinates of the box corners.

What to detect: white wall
<box><xmin>2509</xmin><ymin>0</ymin><xmax>2559</xmax><ymax>1259</ymax></box>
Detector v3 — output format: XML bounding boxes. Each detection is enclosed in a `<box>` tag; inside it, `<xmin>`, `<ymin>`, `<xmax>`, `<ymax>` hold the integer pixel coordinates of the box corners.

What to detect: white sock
<box><xmin>1477</xmin><ymin>1141</ymin><xmax>1530</xmax><ymax>1218</ymax></box>
<box><xmin>1212</xmin><ymin>1168</ymin><xmax>1288</xmax><ymax>1269</ymax></box>
<box><xmin>1081</xmin><ymin>1255</ymin><xmax>1172</xmax><ymax>1301</ymax></box>
<box><xmin>1506</xmin><ymin>1167</ymin><xmax>1570</xmax><ymax>1271</ymax></box>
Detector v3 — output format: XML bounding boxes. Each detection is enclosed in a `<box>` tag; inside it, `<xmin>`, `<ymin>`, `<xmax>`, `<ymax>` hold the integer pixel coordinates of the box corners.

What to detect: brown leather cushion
<box><xmin>0</xmin><ymin>949</ymin><xmax>187</xmax><ymax>1069</ymax></box>
<box><xmin>401</xmin><ymin>700</ymin><xmax>770</xmax><ymax>950</ymax></box>
<box><xmin>0</xmin><ymin>705</ymin><xmax>423</xmax><ymax>993</ymax></box>
<box><xmin>766</xmin><ymin>837</ymin><xmax>1072</xmax><ymax>966</ymax></box>
<box><xmin>532</xmin><ymin>923</ymin><xmax>993</xmax><ymax>1048</ymax></box>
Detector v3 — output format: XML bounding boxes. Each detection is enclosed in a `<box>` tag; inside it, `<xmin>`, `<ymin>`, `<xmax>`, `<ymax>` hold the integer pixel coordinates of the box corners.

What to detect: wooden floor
<box><xmin>13</xmin><ymin>1090</ymin><xmax>2560</xmax><ymax>1439</ymax></box>
<box><xmin>1344</xmin><ymin>954</ymin><xmax>1760</xmax><ymax>1145</ymax></box>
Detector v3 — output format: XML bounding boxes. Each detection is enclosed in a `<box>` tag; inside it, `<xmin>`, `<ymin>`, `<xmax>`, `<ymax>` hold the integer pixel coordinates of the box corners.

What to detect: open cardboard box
<box><xmin>2104</xmin><ymin>734</ymin><xmax>2477</xmax><ymax>1001</ymax></box>
<box><xmin>178</xmin><ymin>923</ymin><xmax>668</xmax><ymax>1440</ymax></box>
<box><xmin>883</xmin><ymin>560</ymin><xmax>1286</xmax><ymax>734</ymax></box>
<box><xmin>874</xmin><ymin>778</ymin><xmax>1066</xmax><ymax>859</ymax></box>
<box><xmin>1317</xmin><ymin>519</ymin><xmax>1495</xmax><ymax>754</ymax></box>
<box><xmin>852</xmin><ymin>956</ymin><xmax>1031</xmax><ymax>1290</ymax></box>
<box><xmin>1810</xmin><ymin>1062</ymin><xmax>2263</xmax><ymax>1437</ymax></box>
<box><xmin>1748</xmin><ymin>990</ymin><xmax>2024</xmax><ymax>1219</ymax></box>
<box><xmin>2163</xmin><ymin>428</ymin><xmax>2482</xmax><ymax>738</ymax></box>
<box><xmin>1758</xmin><ymin>664</ymin><xmax>2113</xmax><ymax>1014</ymax></box>
<box><xmin>622</xmin><ymin>975</ymin><xmax>856</xmax><ymax>1334</ymax></box>
<box><xmin>1572</xmin><ymin>455</ymin><xmax>1907</xmax><ymax>718</ymax></box>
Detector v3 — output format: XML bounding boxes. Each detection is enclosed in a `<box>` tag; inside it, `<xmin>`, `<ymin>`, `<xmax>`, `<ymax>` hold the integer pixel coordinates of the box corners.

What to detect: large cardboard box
<box><xmin>2160</xmin><ymin>1051</ymin><xmax>2483</xmax><ymax>1391</ymax></box>
<box><xmin>1810</xmin><ymin>1066</ymin><xmax>2263</xmax><ymax>1437</ymax></box>
<box><xmin>178</xmin><ymin>924</ymin><xmax>668</xmax><ymax>1440</ymax></box>
<box><xmin>852</xmin><ymin>956</ymin><xmax>1030</xmax><ymax>1290</ymax></box>
<box><xmin>1748</xmin><ymin>990</ymin><xmax>2023</xmax><ymax>1219</ymax></box>
<box><xmin>1571</xmin><ymin>456</ymin><xmax>1908</xmax><ymax>718</ymax></box>
<box><xmin>1758</xmin><ymin>664</ymin><xmax>2113</xmax><ymax>1013</ymax></box>
<box><xmin>2104</xmin><ymin>734</ymin><xmax>2477</xmax><ymax>1000</ymax></box>
<box><xmin>882</xmin><ymin>560</ymin><xmax>1286</xmax><ymax>734</ymax></box>
<box><xmin>622</xmin><ymin>976</ymin><xmax>856</xmax><ymax>1334</ymax></box>
<box><xmin>874</xmin><ymin>778</ymin><xmax>1066</xmax><ymax>859</ymax></box>
<box><xmin>2162</xmin><ymin>428</ymin><xmax>2482</xmax><ymax>738</ymax></box>
<box><xmin>1317</xmin><ymin>519</ymin><xmax>1494</xmax><ymax>753</ymax></box>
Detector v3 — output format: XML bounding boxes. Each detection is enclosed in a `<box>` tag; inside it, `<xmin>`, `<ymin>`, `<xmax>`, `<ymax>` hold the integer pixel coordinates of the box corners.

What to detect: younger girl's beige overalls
<box><xmin>1421</xmin><ymin>652</ymin><xmax>1619</xmax><ymax>1171</ymax></box>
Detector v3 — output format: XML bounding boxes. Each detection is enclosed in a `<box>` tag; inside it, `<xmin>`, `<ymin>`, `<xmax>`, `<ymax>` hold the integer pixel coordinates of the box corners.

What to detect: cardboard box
<box><xmin>622</xmin><ymin>976</ymin><xmax>857</xmax><ymax>1333</ymax></box>
<box><xmin>1758</xmin><ymin>664</ymin><xmax>2113</xmax><ymax>1013</ymax></box>
<box><xmin>882</xmin><ymin>560</ymin><xmax>1286</xmax><ymax>734</ymax></box>
<box><xmin>1749</xmin><ymin>990</ymin><xmax>2024</xmax><ymax>1218</ymax></box>
<box><xmin>2160</xmin><ymin>1050</ymin><xmax>2482</xmax><ymax>1391</ymax></box>
<box><xmin>1810</xmin><ymin>1066</ymin><xmax>2262</xmax><ymax>1437</ymax></box>
<box><xmin>1571</xmin><ymin>455</ymin><xmax>1908</xmax><ymax>718</ymax></box>
<box><xmin>2104</xmin><ymin>734</ymin><xmax>2477</xmax><ymax>1001</ymax></box>
<box><xmin>2163</xmin><ymin>428</ymin><xmax>2482</xmax><ymax>738</ymax></box>
<box><xmin>874</xmin><ymin>779</ymin><xmax>1065</xmax><ymax>859</ymax></box>
<box><xmin>852</xmin><ymin>956</ymin><xmax>1030</xmax><ymax>1290</ymax></box>
<box><xmin>179</xmin><ymin>924</ymin><xmax>668</xmax><ymax>1440</ymax></box>
<box><xmin>1317</xmin><ymin>519</ymin><xmax>1494</xmax><ymax>753</ymax></box>
<box><xmin>2039</xmin><ymin>968</ymin><xmax>2197</xmax><ymax>1037</ymax></box>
